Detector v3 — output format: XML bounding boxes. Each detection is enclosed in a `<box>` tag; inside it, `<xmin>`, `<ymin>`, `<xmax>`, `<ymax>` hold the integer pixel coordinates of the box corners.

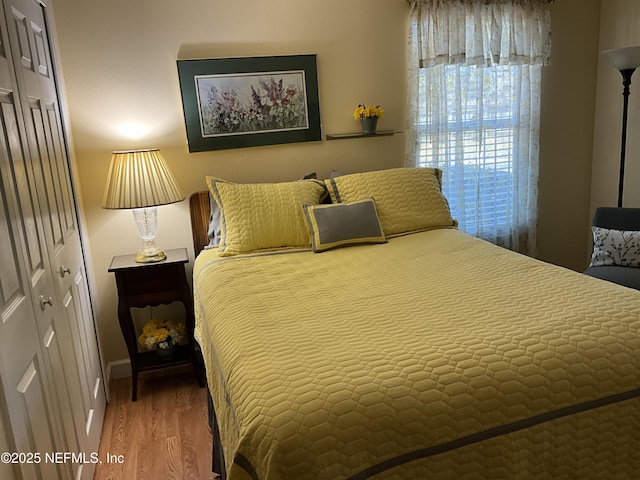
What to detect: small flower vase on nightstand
<box><xmin>156</xmin><ymin>342</ymin><xmax>176</xmax><ymax>361</ymax></box>
<box><xmin>360</xmin><ymin>117</ymin><xmax>378</xmax><ymax>135</ymax></box>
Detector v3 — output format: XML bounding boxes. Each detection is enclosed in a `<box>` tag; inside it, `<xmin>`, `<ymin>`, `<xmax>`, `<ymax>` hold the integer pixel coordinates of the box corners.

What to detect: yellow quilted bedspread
<box><xmin>193</xmin><ymin>229</ymin><xmax>640</xmax><ymax>479</ymax></box>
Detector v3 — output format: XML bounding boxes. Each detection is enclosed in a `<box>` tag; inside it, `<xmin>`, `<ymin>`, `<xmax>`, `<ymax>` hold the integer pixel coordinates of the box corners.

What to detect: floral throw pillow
<box><xmin>589</xmin><ymin>226</ymin><xmax>640</xmax><ymax>267</ymax></box>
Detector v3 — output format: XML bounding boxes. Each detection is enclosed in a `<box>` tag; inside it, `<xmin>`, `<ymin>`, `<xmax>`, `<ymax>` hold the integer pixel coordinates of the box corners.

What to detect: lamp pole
<box><xmin>602</xmin><ymin>46</ymin><xmax>640</xmax><ymax>208</ymax></box>
<box><xmin>618</xmin><ymin>68</ymin><xmax>636</xmax><ymax>207</ymax></box>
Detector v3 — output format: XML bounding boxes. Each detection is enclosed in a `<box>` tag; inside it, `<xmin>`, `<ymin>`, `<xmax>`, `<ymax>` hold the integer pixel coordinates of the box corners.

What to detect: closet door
<box><xmin>2</xmin><ymin>0</ymin><xmax>106</xmax><ymax>478</ymax></box>
<box><xmin>0</xmin><ymin>5</ymin><xmax>64</xmax><ymax>478</ymax></box>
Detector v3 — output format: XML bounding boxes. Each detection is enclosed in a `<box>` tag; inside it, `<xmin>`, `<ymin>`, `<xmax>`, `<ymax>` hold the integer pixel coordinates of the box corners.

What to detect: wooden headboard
<box><xmin>189</xmin><ymin>191</ymin><xmax>211</xmax><ymax>257</ymax></box>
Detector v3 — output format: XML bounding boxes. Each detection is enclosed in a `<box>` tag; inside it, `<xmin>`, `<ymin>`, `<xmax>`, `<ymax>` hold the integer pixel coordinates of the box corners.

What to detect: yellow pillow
<box><xmin>325</xmin><ymin>168</ymin><xmax>456</xmax><ymax>236</ymax></box>
<box><xmin>206</xmin><ymin>176</ymin><xmax>327</xmax><ymax>256</ymax></box>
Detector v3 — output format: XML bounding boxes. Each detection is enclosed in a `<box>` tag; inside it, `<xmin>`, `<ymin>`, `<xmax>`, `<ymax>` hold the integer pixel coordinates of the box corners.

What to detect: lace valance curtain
<box><xmin>408</xmin><ymin>0</ymin><xmax>552</xmax><ymax>68</ymax></box>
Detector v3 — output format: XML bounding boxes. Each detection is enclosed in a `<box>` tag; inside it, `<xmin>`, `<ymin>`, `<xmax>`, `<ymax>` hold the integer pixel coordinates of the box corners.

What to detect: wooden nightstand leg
<box><xmin>179</xmin><ymin>278</ymin><xmax>205</xmax><ymax>389</ymax></box>
<box><xmin>131</xmin><ymin>372</ymin><xmax>138</xmax><ymax>402</ymax></box>
<box><xmin>117</xmin><ymin>300</ymin><xmax>140</xmax><ymax>401</ymax></box>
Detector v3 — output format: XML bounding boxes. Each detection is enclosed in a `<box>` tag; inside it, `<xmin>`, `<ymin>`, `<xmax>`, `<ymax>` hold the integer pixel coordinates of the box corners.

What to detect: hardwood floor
<box><xmin>94</xmin><ymin>366</ymin><xmax>216</xmax><ymax>480</ymax></box>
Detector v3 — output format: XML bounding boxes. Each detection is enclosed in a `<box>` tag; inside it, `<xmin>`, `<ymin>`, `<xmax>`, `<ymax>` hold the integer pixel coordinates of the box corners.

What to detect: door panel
<box><xmin>27</xmin><ymin>96</ymin><xmax>64</xmax><ymax>249</ymax></box>
<box><xmin>30</xmin><ymin>19</ymin><xmax>47</xmax><ymax>77</ymax></box>
<box><xmin>14</xmin><ymin>358</ymin><xmax>65</xmax><ymax>480</ymax></box>
<box><xmin>46</xmin><ymin>101</ymin><xmax>74</xmax><ymax>232</ymax></box>
<box><xmin>0</xmin><ymin>93</ymin><xmax>43</xmax><ymax>277</ymax></box>
<box><xmin>42</xmin><ymin>321</ymin><xmax>82</xmax><ymax>480</ymax></box>
<box><xmin>0</xmin><ymin>157</ymin><xmax>20</xmax><ymax>301</ymax></box>
<box><xmin>9</xmin><ymin>6</ymin><xmax>30</xmax><ymax>71</ymax></box>
<box><xmin>72</xmin><ymin>267</ymin><xmax>104</xmax><ymax>448</ymax></box>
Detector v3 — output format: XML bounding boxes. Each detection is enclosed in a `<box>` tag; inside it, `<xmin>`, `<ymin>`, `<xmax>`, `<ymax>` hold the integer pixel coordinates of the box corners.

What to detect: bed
<box><xmin>191</xmin><ymin>167</ymin><xmax>640</xmax><ymax>480</ymax></box>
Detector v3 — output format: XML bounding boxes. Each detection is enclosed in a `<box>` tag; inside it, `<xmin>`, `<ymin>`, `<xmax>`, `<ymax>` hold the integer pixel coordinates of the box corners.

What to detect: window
<box><xmin>416</xmin><ymin>64</ymin><xmax>539</xmax><ymax>243</ymax></box>
<box><xmin>406</xmin><ymin>0</ymin><xmax>551</xmax><ymax>256</ymax></box>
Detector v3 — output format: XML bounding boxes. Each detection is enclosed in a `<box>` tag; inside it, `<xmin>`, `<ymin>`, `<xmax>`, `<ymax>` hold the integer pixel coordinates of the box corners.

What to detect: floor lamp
<box><xmin>602</xmin><ymin>46</ymin><xmax>640</xmax><ymax>207</ymax></box>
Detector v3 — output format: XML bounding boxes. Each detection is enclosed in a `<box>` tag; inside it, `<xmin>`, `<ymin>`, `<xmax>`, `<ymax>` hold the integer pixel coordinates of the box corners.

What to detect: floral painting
<box><xmin>195</xmin><ymin>71</ymin><xmax>309</xmax><ymax>137</ymax></box>
<box><xmin>178</xmin><ymin>55</ymin><xmax>321</xmax><ymax>152</ymax></box>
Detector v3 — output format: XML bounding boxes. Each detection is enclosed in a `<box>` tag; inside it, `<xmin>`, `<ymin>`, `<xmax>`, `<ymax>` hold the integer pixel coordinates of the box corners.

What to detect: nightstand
<box><xmin>108</xmin><ymin>248</ymin><xmax>204</xmax><ymax>401</ymax></box>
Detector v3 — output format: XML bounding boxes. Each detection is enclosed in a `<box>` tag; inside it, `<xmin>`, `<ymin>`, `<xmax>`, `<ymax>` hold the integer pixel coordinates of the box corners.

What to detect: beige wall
<box><xmin>592</xmin><ymin>0</ymin><xmax>640</xmax><ymax>214</ymax></box>
<box><xmin>537</xmin><ymin>0</ymin><xmax>601</xmax><ymax>271</ymax></box>
<box><xmin>52</xmin><ymin>0</ymin><xmax>409</xmax><ymax>368</ymax></box>
<box><xmin>51</xmin><ymin>0</ymin><xmax>601</xmax><ymax>370</ymax></box>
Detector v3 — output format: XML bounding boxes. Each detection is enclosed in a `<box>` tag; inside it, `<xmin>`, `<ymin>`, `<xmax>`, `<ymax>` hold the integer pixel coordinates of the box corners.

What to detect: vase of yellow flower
<box><xmin>138</xmin><ymin>318</ymin><xmax>185</xmax><ymax>361</ymax></box>
<box><xmin>354</xmin><ymin>104</ymin><xmax>384</xmax><ymax>135</ymax></box>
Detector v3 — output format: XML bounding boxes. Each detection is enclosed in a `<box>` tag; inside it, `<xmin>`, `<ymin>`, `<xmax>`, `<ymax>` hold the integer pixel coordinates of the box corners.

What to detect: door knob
<box><xmin>60</xmin><ymin>265</ymin><xmax>72</xmax><ymax>277</ymax></box>
<box><xmin>39</xmin><ymin>295</ymin><xmax>53</xmax><ymax>310</ymax></box>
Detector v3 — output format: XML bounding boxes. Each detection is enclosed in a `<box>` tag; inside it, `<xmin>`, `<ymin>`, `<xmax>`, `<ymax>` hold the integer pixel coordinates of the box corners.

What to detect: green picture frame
<box><xmin>177</xmin><ymin>54</ymin><xmax>322</xmax><ymax>152</ymax></box>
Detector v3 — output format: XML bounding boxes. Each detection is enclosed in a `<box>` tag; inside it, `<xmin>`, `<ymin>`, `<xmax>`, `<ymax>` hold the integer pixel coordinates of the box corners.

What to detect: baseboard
<box><xmin>106</xmin><ymin>358</ymin><xmax>132</xmax><ymax>381</ymax></box>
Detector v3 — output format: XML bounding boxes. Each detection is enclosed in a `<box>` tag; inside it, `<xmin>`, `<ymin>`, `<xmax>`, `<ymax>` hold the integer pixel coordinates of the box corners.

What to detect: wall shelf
<box><xmin>325</xmin><ymin>130</ymin><xmax>401</xmax><ymax>140</ymax></box>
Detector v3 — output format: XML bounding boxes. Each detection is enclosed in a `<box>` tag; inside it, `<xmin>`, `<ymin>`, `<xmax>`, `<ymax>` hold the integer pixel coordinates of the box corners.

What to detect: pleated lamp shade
<box><xmin>102</xmin><ymin>149</ymin><xmax>185</xmax><ymax>209</ymax></box>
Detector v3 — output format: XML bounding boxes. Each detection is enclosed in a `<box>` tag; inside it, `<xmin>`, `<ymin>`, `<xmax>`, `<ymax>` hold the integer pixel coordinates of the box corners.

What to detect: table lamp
<box><xmin>102</xmin><ymin>149</ymin><xmax>185</xmax><ymax>263</ymax></box>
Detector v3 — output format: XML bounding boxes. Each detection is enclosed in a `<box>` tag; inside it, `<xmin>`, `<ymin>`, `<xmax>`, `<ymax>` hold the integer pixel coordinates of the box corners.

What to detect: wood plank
<box><xmin>94</xmin><ymin>367</ymin><xmax>215</xmax><ymax>480</ymax></box>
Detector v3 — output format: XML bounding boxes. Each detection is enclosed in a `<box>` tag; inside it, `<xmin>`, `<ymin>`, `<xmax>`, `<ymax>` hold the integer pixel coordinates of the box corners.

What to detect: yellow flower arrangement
<box><xmin>138</xmin><ymin>318</ymin><xmax>185</xmax><ymax>351</ymax></box>
<box><xmin>353</xmin><ymin>103</ymin><xmax>384</xmax><ymax>120</ymax></box>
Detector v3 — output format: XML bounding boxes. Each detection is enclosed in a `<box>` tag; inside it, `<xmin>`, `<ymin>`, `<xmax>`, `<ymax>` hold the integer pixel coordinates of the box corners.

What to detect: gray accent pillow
<box><xmin>205</xmin><ymin>192</ymin><xmax>222</xmax><ymax>249</ymax></box>
<box><xmin>303</xmin><ymin>198</ymin><xmax>386</xmax><ymax>252</ymax></box>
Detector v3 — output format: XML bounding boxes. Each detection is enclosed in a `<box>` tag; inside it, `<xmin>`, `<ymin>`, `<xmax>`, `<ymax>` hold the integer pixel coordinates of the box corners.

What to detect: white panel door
<box><xmin>0</xmin><ymin>8</ymin><xmax>66</xmax><ymax>478</ymax></box>
<box><xmin>0</xmin><ymin>0</ymin><xmax>106</xmax><ymax>478</ymax></box>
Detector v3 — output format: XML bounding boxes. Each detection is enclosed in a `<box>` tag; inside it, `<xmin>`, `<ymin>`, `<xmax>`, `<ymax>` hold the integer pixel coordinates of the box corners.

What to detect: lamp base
<box><xmin>134</xmin><ymin>239</ymin><xmax>166</xmax><ymax>263</ymax></box>
<box><xmin>132</xmin><ymin>208</ymin><xmax>166</xmax><ymax>263</ymax></box>
<box><xmin>135</xmin><ymin>250</ymin><xmax>166</xmax><ymax>263</ymax></box>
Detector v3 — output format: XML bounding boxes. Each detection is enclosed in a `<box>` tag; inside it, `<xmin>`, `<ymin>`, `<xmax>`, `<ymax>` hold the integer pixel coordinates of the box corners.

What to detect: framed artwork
<box><xmin>177</xmin><ymin>54</ymin><xmax>322</xmax><ymax>152</ymax></box>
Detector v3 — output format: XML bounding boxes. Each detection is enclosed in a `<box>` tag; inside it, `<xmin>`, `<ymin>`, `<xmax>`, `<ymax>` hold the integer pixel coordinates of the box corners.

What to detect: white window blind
<box><xmin>417</xmin><ymin>64</ymin><xmax>522</xmax><ymax>240</ymax></box>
